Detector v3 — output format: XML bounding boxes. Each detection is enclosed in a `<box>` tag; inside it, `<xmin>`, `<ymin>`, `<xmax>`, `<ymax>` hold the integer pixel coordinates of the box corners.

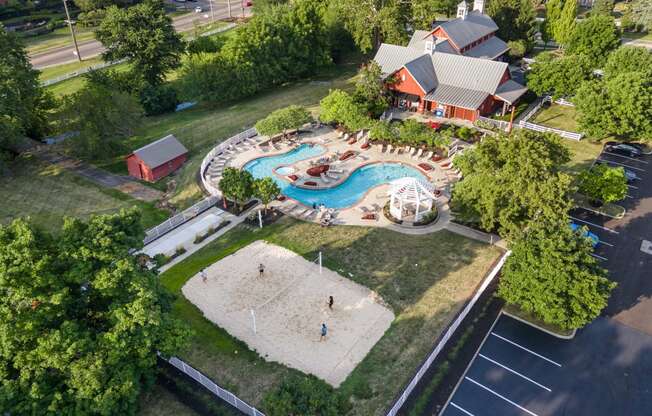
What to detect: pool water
<box><xmin>275</xmin><ymin>166</ymin><xmax>297</xmax><ymax>175</ymax></box>
<box><xmin>243</xmin><ymin>144</ymin><xmax>427</xmax><ymax>208</ymax></box>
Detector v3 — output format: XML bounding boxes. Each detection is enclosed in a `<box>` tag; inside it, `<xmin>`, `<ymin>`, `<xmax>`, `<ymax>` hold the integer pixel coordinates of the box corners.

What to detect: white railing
<box><xmin>518</xmin><ymin>120</ymin><xmax>584</xmax><ymax>141</ymax></box>
<box><xmin>41</xmin><ymin>59</ymin><xmax>127</xmax><ymax>87</ymax></box>
<box><xmin>200</xmin><ymin>127</ymin><xmax>258</xmax><ymax>196</ymax></box>
<box><xmin>160</xmin><ymin>353</ymin><xmax>265</xmax><ymax>416</ymax></box>
<box><xmin>476</xmin><ymin>116</ymin><xmax>510</xmax><ymax>132</ymax></box>
<box><xmin>143</xmin><ymin>196</ymin><xmax>219</xmax><ymax>246</ymax></box>
<box><xmin>554</xmin><ymin>97</ymin><xmax>575</xmax><ymax>107</ymax></box>
<box><xmin>385</xmin><ymin>250</ymin><xmax>511</xmax><ymax>416</ymax></box>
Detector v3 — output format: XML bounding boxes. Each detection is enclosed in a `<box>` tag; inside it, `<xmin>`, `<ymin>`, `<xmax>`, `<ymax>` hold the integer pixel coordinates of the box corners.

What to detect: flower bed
<box><xmin>339</xmin><ymin>150</ymin><xmax>356</xmax><ymax>161</ymax></box>
<box><xmin>307</xmin><ymin>164</ymin><xmax>330</xmax><ymax>177</ymax></box>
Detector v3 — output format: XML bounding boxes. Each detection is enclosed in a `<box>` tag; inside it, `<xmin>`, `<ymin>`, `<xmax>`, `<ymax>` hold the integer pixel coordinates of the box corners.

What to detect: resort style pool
<box><xmin>243</xmin><ymin>144</ymin><xmax>427</xmax><ymax>208</ymax></box>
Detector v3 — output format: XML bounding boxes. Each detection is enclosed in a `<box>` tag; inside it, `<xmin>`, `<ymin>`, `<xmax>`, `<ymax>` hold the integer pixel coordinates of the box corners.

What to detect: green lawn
<box><xmin>0</xmin><ymin>155</ymin><xmax>169</xmax><ymax>233</ymax></box>
<box><xmin>158</xmin><ymin>218</ymin><xmax>503</xmax><ymax>415</ymax></box>
<box><xmin>23</xmin><ymin>26</ymin><xmax>96</xmax><ymax>55</ymax></box>
<box><xmin>45</xmin><ymin>60</ymin><xmax>132</xmax><ymax>96</ymax></box>
<box><xmin>39</xmin><ymin>56</ymin><xmax>105</xmax><ymax>81</ymax></box>
<box><xmin>561</xmin><ymin>138</ymin><xmax>603</xmax><ymax>174</ymax></box>
<box><xmin>139</xmin><ymin>384</ymin><xmax>198</xmax><ymax>416</ymax></box>
<box><xmin>531</xmin><ymin>104</ymin><xmax>580</xmax><ymax>132</ymax></box>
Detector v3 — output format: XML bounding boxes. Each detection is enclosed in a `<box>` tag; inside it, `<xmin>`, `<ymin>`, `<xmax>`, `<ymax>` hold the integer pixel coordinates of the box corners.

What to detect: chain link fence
<box><xmin>41</xmin><ymin>59</ymin><xmax>127</xmax><ymax>87</ymax></box>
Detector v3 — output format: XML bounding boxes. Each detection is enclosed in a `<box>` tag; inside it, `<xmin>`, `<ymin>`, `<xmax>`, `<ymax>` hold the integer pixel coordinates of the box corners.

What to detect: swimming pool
<box><xmin>243</xmin><ymin>144</ymin><xmax>427</xmax><ymax>208</ymax></box>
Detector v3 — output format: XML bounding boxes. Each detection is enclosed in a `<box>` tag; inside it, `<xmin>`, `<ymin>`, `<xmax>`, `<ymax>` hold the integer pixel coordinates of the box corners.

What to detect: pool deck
<box><xmin>210</xmin><ymin>126</ymin><xmax>462</xmax><ymax>232</ymax></box>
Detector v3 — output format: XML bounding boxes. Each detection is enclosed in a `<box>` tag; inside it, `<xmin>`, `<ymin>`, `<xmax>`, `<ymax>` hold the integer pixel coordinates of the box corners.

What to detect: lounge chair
<box><xmin>329</xmin><ymin>168</ymin><xmax>344</xmax><ymax>174</ymax></box>
<box><xmin>326</xmin><ymin>172</ymin><xmax>339</xmax><ymax>180</ymax></box>
<box><xmin>423</xmin><ymin>151</ymin><xmax>433</xmax><ymax>160</ymax></box>
<box><xmin>302</xmin><ymin>209</ymin><xmax>315</xmax><ymax>218</ymax></box>
<box><xmin>410</xmin><ymin>147</ymin><xmax>418</xmax><ymax>156</ymax></box>
<box><xmin>413</xmin><ymin>149</ymin><xmax>423</xmax><ymax>159</ymax></box>
<box><xmin>294</xmin><ymin>207</ymin><xmax>308</xmax><ymax>216</ymax></box>
<box><xmin>361</xmin><ymin>212</ymin><xmax>377</xmax><ymax>221</ymax></box>
<box><xmin>320</xmin><ymin>173</ymin><xmax>331</xmax><ymax>184</ymax></box>
<box><xmin>387</xmin><ymin>145</ymin><xmax>393</xmax><ymax>153</ymax></box>
<box><xmin>356</xmin><ymin>205</ymin><xmax>370</xmax><ymax>213</ymax></box>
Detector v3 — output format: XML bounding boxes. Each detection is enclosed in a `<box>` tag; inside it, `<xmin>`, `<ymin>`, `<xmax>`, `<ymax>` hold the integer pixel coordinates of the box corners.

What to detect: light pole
<box><xmin>62</xmin><ymin>0</ymin><xmax>82</xmax><ymax>61</ymax></box>
<box><xmin>209</xmin><ymin>0</ymin><xmax>215</xmax><ymax>22</ymax></box>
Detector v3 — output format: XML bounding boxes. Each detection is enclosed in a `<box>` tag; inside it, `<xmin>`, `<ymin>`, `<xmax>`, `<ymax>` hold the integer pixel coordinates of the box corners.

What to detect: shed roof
<box><xmin>495</xmin><ymin>79</ymin><xmax>529</xmax><ymax>104</ymax></box>
<box><xmin>132</xmin><ymin>134</ymin><xmax>188</xmax><ymax>168</ymax></box>
<box><xmin>464</xmin><ymin>36</ymin><xmax>509</xmax><ymax>59</ymax></box>
<box><xmin>436</xmin><ymin>11</ymin><xmax>498</xmax><ymax>49</ymax></box>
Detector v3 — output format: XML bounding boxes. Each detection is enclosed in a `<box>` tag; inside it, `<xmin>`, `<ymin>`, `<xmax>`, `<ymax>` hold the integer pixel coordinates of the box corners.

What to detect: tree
<box><xmin>74</xmin><ymin>0</ymin><xmax>139</xmax><ymax>12</ymax></box>
<box><xmin>526</xmin><ymin>52</ymin><xmax>593</xmax><ymax>98</ymax></box>
<box><xmin>411</xmin><ymin>0</ymin><xmax>458</xmax><ymax>28</ymax></box>
<box><xmin>578</xmin><ymin>164</ymin><xmax>627</xmax><ymax>205</ymax></box>
<box><xmin>575</xmin><ymin>73</ymin><xmax>652</xmax><ymax>139</ymax></box>
<box><xmin>0</xmin><ymin>24</ymin><xmax>53</xmax><ymax>162</ymax></box>
<box><xmin>507</xmin><ymin>40</ymin><xmax>527</xmax><ymax>60</ymax></box>
<box><xmin>544</xmin><ymin>0</ymin><xmax>564</xmax><ymax>44</ymax></box>
<box><xmin>567</xmin><ymin>14</ymin><xmax>620</xmax><ymax>67</ymax></box>
<box><xmin>353</xmin><ymin>61</ymin><xmax>389</xmax><ymax>117</ymax></box>
<box><xmin>603</xmin><ymin>46</ymin><xmax>652</xmax><ymax>79</ymax></box>
<box><xmin>96</xmin><ymin>0</ymin><xmax>185</xmax><ymax>85</ymax></box>
<box><xmin>219</xmin><ymin>168</ymin><xmax>255</xmax><ymax>211</ymax></box>
<box><xmin>58</xmin><ymin>80</ymin><xmax>143</xmax><ymax>159</ymax></box>
<box><xmin>253</xmin><ymin>177</ymin><xmax>281</xmax><ymax>213</ymax></box>
<box><xmin>368</xmin><ymin>120</ymin><xmax>399</xmax><ymax>143</ymax></box>
<box><xmin>319</xmin><ymin>89</ymin><xmax>370</xmax><ymax>131</ymax></box>
<box><xmin>139</xmin><ymin>83</ymin><xmax>179</xmax><ymax>116</ymax></box>
<box><xmin>451</xmin><ymin>130</ymin><xmax>573</xmax><ymax>237</ymax></box>
<box><xmin>591</xmin><ymin>0</ymin><xmax>614</xmax><ymax>16</ymax></box>
<box><xmin>487</xmin><ymin>0</ymin><xmax>536</xmax><ymax>46</ymax></box>
<box><xmin>264</xmin><ymin>374</ymin><xmax>350</xmax><ymax>416</ymax></box>
<box><xmin>336</xmin><ymin>0</ymin><xmax>411</xmax><ymax>53</ymax></box>
<box><xmin>629</xmin><ymin>0</ymin><xmax>652</xmax><ymax>31</ymax></box>
<box><xmin>0</xmin><ymin>211</ymin><xmax>189</xmax><ymax>415</ymax></box>
<box><xmin>552</xmin><ymin>0</ymin><xmax>577</xmax><ymax>47</ymax></box>
<box><xmin>398</xmin><ymin>119</ymin><xmax>436</xmax><ymax>146</ymax></box>
<box><xmin>499</xmin><ymin>217</ymin><xmax>615</xmax><ymax>330</ymax></box>
<box><xmin>255</xmin><ymin>105</ymin><xmax>313</xmax><ymax>138</ymax></box>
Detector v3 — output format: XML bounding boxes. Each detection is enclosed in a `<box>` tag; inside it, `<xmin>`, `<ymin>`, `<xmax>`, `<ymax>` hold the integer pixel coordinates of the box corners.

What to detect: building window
<box><xmin>401</xmin><ymin>74</ymin><xmax>405</xmax><ymax>81</ymax></box>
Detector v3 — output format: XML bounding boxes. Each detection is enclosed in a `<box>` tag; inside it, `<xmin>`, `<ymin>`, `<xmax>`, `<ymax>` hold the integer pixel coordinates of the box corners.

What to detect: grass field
<box><xmin>561</xmin><ymin>137</ymin><xmax>603</xmax><ymax>174</ymax></box>
<box><xmin>38</xmin><ymin>56</ymin><xmax>105</xmax><ymax>81</ymax></box>
<box><xmin>45</xmin><ymin>60</ymin><xmax>132</xmax><ymax>96</ymax></box>
<box><xmin>157</xmin><ymin>218</ymin><xmax>503</xmax><ymax>415</ymax></box>
<box><xmin>23</xmin><ymin>26</ymin><xmax>96</xmax><ymax>55</ymax></box>
<box><xmin>0</xmin><ymin>155</ymin><xmax>169</xmax><ymax>233</ymax></box>
<box><xmin>532</xmin><ymin>104</ymin><xmax>580</xmax><ymax>132</ymax></box>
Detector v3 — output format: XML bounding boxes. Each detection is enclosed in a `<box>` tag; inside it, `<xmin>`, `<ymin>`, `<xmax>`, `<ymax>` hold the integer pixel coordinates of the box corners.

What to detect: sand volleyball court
<box><xmin>182</xmin><ymin>240</ymin><xmax>395</xmax><ymax>386</ymax></box>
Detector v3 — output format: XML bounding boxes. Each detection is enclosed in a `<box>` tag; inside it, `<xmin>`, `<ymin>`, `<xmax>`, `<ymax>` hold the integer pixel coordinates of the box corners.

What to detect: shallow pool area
<box><xmin>275</xmin><ymin>166</ymin><xmax>297</xmax><ymax>175</ymax></box>
<box><xmin>243</xmin><ymin>144</ymin><xmax>427</xmax><ymax>208</ymax></box>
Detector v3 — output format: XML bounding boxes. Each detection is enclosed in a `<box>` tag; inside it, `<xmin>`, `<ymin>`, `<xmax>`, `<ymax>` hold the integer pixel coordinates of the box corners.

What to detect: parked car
<box><xmin>570</xmin><ymin>222</ymin><xmax>599</xmax><ymax>247</ymax></box>
<box><xmin>604</xmin><ymin>143</ymin><xmax>642</xmax><ymax>157</ymax></box>
<box><xmin>194</xmin><ymin>6</ymin><xmax>202</xmax><ymax>12</ymax></box>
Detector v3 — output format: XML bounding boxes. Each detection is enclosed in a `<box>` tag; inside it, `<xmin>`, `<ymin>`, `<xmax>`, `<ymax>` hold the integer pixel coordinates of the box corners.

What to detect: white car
<box><xmin>194</xmin><ymin>6</ymin><xmax>202</xmax><ymax>12</ymax></box>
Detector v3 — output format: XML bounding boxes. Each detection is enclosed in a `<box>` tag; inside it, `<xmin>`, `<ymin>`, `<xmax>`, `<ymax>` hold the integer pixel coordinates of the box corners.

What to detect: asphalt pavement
<box><xmin>30</xmin><ymin>1</ymin><xmax>249</xmax><ymax>69</ymax></box>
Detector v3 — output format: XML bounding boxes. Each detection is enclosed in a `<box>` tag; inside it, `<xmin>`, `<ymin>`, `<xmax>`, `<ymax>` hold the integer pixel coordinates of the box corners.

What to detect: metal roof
<box><xmin>424</xmin><ymin>84</ymin><xmax>489</xmax><ymax>110</ymax></box>
<box><xmin>430</xmin><ymin>52</ymin><xmax>509</xmax><ymax>94</ymax></box>
<box><xmin>404</xmin><ymin>54</ymin><xmax>438</xmax><ymax>93</ymax></box>
<box><xmin>495</xmin><ymin>79</ymin><xmax>529</xmax><ymax>104</ymax></box>
<box><xmin>437</xmin><ymin>11</ymin><xmax>498</xmax><ymax>49</ymax></box>
<box><xmin>133</xmin><ymin>134</ymin><xmax>188</xmax><ymax>168</ymax></box>
<box><xmin>407</xmin><ymin>30</ymin><xmax>432</xmax><ymax>50</ymax></box>
<box><xmin>464</xmin><ymin>36</ymin><xmax>509</xmax><ymax>59</ymax></box>
<box><xmin>373</xmin><ymin>43</ymin><xmax>423</xmax><ymax>77</ymax></box>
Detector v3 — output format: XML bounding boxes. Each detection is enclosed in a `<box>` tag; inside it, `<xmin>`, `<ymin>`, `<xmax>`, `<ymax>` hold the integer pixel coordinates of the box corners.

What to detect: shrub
<box><xmin>255</xmin><ymin>105</ymin><xmax>312</xmax><ymax>137</ymax></box>
<box><xmin>263</xmin><ymin>375</ymin><xmax>350</xmax><ymax>416</ymax></box>
<box><xmin>153</xmin><ymin>253</ymin><xmax>169</xmax><ymax>267</ymax></box>
<box><xmin>140</xmin><ymin>83</ymin><xmax>179</xmax><ymax>116</ymax></box>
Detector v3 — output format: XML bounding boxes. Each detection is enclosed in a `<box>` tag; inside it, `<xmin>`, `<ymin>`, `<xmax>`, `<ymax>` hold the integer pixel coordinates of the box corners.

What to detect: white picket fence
<box><xmin>200</xmin><ymin>127</ymin><xmax>258</xmax><ymax>196</ymax></box>
<box><xmin>385</xmin><ymin>250</ymin><xmax>511</xmax><ymax>416</ymax></box>
<box><xmin>518</xmin><ymin>120</ymin><xmax>584</xmax><ymax>141</ymax></box>
<box><xmin>160</xmin><ymin>353</ymin><xmax>265</xmax><ymax>416</ymax></box>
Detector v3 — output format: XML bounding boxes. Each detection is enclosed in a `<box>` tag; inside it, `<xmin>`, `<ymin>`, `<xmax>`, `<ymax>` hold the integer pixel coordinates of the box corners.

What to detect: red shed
<box><xmin>126</xmin><ymin>134</ymin><xmax>188</xmax><ymax>182</ymax></box>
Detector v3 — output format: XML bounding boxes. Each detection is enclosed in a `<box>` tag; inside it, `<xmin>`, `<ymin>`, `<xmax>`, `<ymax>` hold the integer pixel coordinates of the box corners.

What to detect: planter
<box><xmin>304</xmin><ymin>181</ymin><xmax>318</xmax><ymax>186</ymax></box>
<box><xmin>307</xmin><ymin>164</ymin><xmax>330</xmax><ymax>177</ymax></box>
<box><xmin>418</xmin><ymin>163</ymin><xmax>433</xmax><ymax>171</ymax></box>
<box><xmin>339</xmin><ymin>150</ymin><xmax>356</xmax><ymax>161</ymax></box>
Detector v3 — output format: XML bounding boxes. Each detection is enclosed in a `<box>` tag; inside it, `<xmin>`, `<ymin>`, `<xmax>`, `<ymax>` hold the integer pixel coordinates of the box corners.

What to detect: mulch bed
<box><xmin>216</xmin><ymin>199</ymin><xmax>258</xmax><ymax>216</ymax></box>
<box><xmin>243</xmin><ymin>207</ymin><xmax>284</xmax><ymax>227</ymax></box>
<box><xmin>307</xmin><ymin>164</ymin><xmax>330</xmax><ymax>177</ymax></box>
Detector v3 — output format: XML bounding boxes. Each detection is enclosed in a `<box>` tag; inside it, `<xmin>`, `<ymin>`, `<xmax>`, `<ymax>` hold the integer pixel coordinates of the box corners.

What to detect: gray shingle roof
<box><xmin>495</xmin><ymin>79</ymin><xmax>529</xmax><ymax>104</ymax></box>
<box><xmin>436</xmin><ymin>11</ymin><xmax>498</xmax><ymax>49</ymax></box>
<box><xmin>404</xmin><ymin>55</ymin><xmax>438</xmax><ymax>93</ymax></box>
<box><xmin>374</xmin><ymin>43</ymin><xmax>423</xmax><ymax>77</ymax></box>
<box><xmin>133</xmin><ymin>134</ymin><xmax>188</xmax><ymax>168</ymax></box>
<box><xmin>424</xmin><ymin>85</ymin><xmax>489</xmax><ymax>110</ymax></box>
<box><xmin>464</xmin><ymin>36</ymin><xmax>509</xmax><ymax>59</ymax></box>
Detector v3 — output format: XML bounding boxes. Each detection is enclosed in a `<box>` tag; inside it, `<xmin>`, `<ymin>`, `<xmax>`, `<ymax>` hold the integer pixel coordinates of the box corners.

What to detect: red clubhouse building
<box><xmin>373</xmin><ymin>0</ymin><xmax>528</xmax><ymax>122</ymax></box>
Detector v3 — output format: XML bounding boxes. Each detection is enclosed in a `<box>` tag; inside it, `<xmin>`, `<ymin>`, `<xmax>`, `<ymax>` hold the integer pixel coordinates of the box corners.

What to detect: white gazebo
<box><xmin>388</xmin><ymin>177</ymin><xmax>437</xmax><ymax>222</ymax></box>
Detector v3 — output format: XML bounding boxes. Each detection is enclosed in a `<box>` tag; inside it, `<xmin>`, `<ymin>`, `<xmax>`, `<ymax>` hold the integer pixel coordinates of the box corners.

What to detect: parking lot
<box><xmin>440</xmin><ymin>144</ymin><xmax>652</xmax><ymax>416</ymax></box>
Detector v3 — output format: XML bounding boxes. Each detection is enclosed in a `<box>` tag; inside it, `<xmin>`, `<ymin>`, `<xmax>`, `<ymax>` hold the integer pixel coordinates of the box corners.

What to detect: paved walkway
<box><xmin>34</xmin><ymin>149</ymin><xmax>163</xmax><ymax>202</ymax></box>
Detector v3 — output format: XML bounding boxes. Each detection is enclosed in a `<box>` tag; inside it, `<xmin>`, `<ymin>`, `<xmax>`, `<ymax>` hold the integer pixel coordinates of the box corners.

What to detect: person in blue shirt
<box><xmin>320</xmin><ymin>323</ymin><xmax>328</xmax><ymax>341</ymax></box>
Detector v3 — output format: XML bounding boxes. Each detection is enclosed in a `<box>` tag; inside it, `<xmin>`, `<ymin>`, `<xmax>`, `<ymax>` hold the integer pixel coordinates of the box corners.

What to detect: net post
<box><xmin>319</xmin><ymin>252</ymin><xmax>322</xmax><ymax>274</ymax></box>
<box><xmin>250</xmin><ymin>309</ymin><xmax>256</xmax><ymax>334</ymax></box>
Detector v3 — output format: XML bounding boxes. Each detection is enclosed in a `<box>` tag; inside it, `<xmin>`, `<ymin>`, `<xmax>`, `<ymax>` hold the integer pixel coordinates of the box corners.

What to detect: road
<box><xmin>30</xmin><ymin>1</ymin><xmax>249</xmax><ymax>69</ymax></box>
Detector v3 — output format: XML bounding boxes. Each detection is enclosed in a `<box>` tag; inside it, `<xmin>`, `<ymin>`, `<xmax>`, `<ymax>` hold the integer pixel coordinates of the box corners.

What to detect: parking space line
<box><xmin>626</xmin><ymin>195</ymin><xmax>634</xmax><ymax>199</ymax></box>
<box><xmin>569</xmin><ymin>216</ymin><xmax>619</xmax><ymax>234</ymax></box>
<box><xmin>597</xmin><ymin>158</ymin><xmax>646</xmax><ymax>172</ymax></box>
<box><xmin>465</xmin><ymin>377</ymin><xmax>540</xmax><ymax>416</ymax></box>
<box><xmin>450</xmin><ymin>402</ymin><xmax>476</xmax><ymax>416</ymax></box>
<box><xmin>491</xmin><ymin>332</ymin><xmax>562</xmax><ymax>367</ymax></box>
<box><xmin>591</xmin><ymin>253</ymin><xmax>608</xmax><ymax>261</ymax></box>
<box><xmin>599</xmin><ymin>240</ymin><xmax>614</xmax><ymax>247</ymax></box>
<box><xmin>478</xmin><ymin>353</ymin><xmax>552</xmax><ymax>392</ymax></box>
<box><xmin>627</xmin><ymin>184</ymin><xmax>639</xmax><ymax>189</ymax></box>
<box><xmin>601</xmin><ymin>151</ymin><xmax>649</xmax><ymax>164</ymax></box>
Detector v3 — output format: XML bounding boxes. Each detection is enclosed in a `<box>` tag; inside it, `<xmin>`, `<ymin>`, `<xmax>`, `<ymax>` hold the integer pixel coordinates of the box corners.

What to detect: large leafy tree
<box><xmin>353</xmin><ymin>61</ymin><xmax>389</xmax><ymax>117</ymax></box>
<box><xmin>499</xmin><ymin>217</ymin><xmax>615</xmax><ymax>330</ymax></box>
<box><xmin>603</xmin><ymin>46</ymin><xmax>652</xmax><ymax>79</ymax></box>
<box><xmin>219</xmin><ymin>168</ymin><xmax>255</xmax><ymax>211</ymax></box>
<box><xmin>544</xmin><ymin>0</ymin><xmax>563</xmax><ymax>45</ymax></box>
<box><xmin>0</xmin><ymin>210</ymin><xmax>188</xmax><ymax>415</ymax></box>
<box><xmin>526</xmin><ymin>52</ymin><xmax>593</xmax><ymax>98</ymax></box>
<box><xmin>552</xmin><ymin>0</ymin><xmax>577</xmax><ymax>47</ymax></box>
<box><xmin>486</xmin><ymin>0</ymin><xmax>536</xmax><ymax>46</ymax></box>
<box><xmin>255</xmin><ymin>105</ymin><xmax>313</xmax><ymax>137</ymax></box>
<box><xmin>411</xmin><ymin>0</ymin><xmax>458</xmax><ymax>28</ymax></box>
<box><xmin>591</xmin><ymin>0</ymin><xmax>614</xmax><ymax>16</ymax></box>
<box><xmin>567</xmin><ymin>15</ymin><xmax>620</xmax><ymax>67</ymax></box>
<box><xmin>452</xmin><ymin>130</ymin><xmax>573</xmax><ymax>237</ymax></box>
<box><xmin>319</xmin><ymin>89</ymin><xmax>370</xmax><ymax>131</ymax></box>
<box><xmin>74</xmin><ymin>0</ymin><xmax>140</xmax><ymax>12</ymax></box>
<box><xmin>253</xmin><ymin>177</ymin><xmax>281</xmax><ymax>213</ymax></box>
<box><xmin>578</xmin><ymin>164</ymin><xmax>628</xmax><ymax>205</ymax></box>
<box><xmin>96</xmin><ymin>0</ymin><xmax>185</xmax><ymax>85</ymax></box>
<box><xmin>58</xmin><ymin>79</ymin><xmax>143</xmax><ymax>159</ymax></box>
<box><xmin>0</xmin><ymin>24</ymin><xmax>53</xmax><ymax>158</ymax></box>
<box><xmin>336</xmin><ymin>0</ymin><xmax>411</xmax><ymax>53</ymax></box>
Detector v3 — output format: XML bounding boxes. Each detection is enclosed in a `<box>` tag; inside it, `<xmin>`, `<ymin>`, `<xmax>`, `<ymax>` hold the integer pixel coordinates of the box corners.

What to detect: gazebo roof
<box><xmin>389</xmin><ymin>177</ymin><xmax>436</xmax><ymax>202</ymax></box>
